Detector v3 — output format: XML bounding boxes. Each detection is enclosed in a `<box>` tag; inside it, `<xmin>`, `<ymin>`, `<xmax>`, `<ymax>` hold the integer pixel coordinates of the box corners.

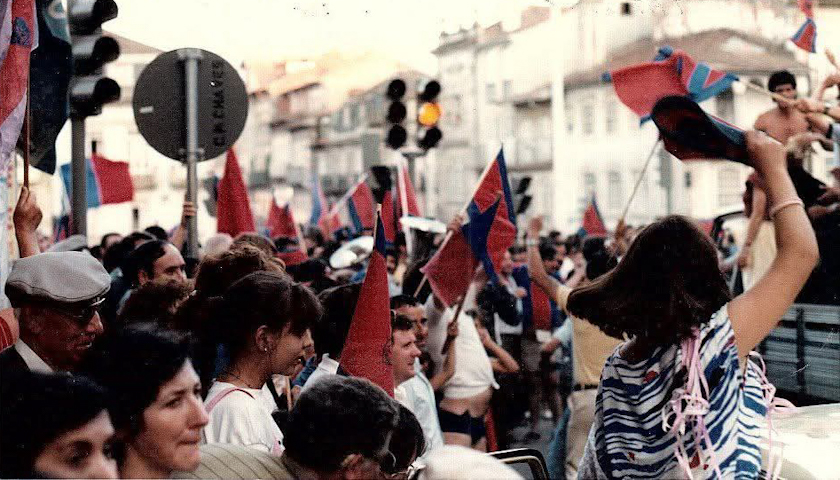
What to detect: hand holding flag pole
<box><xmin>440</xmin><ymin>295</ymin><xmax>465</xmax><ymax>355</ymax></box>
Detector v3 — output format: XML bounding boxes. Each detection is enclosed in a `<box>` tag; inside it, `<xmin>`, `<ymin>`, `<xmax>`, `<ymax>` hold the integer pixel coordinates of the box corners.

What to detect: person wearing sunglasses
<box><xmin>0</xmin><ymin>251</ymin><xmax>110</xmax><ymax>375</ymax></box>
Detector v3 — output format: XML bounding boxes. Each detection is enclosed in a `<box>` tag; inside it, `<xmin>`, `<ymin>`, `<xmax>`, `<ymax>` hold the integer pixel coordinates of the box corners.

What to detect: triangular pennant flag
<box><xmin>339</xmin><ymin>208</ymin><xmax>394</xmax><ymax>396</ymax></box>
<box><xmin>578</xmin><ymin>196</ymin><xmax>607</xmax><ymax>237</ymax></box>
<box><xmin>216</xmin><ymin>149</ymin><xmax>256</xmax><ymax>236</ymax></box>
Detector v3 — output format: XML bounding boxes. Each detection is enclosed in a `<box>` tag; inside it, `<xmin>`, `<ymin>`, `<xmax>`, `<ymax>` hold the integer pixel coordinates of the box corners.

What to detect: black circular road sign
<box><xmin>133</xmin><ymin>49</ymin><xmax>248</xmax><ymax>162</ymax></box>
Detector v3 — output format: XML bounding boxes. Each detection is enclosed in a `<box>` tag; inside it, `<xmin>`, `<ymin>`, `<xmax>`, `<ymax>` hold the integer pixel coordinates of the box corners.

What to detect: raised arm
<box><xmin>728</xmin><ymin>131</ymin><xmax>819</xmax><ymax>358</ymax></box>
<box><xmin>13</xmin><ymin>187</ymin><xmax>43</xmax><ymax>258</ymax></box>
<box><xmin>526</xmin><ymin>217</ymin><xmax>564</xmax><ymax>301</ymax></box>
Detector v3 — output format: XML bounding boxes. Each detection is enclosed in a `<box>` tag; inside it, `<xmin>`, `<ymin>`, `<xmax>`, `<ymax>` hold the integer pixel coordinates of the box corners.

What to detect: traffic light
<box><xmin>385</xmin><ymin>79</ymin><xmax>407</xmax><ymax>149</ymax></box>
<box><xmin>68</xmin><ymin>0</ymin><xmax>121</xmax><ymax>118</ymax></box>
<box><xmin>511</xmin><ymin>176</ymin><xmax>533</xmax><ymax>215</ymax></box>
<box><xmin>416</xmin><ymin>80</ymin><xmax>442</xmax><ymax>150</ymax></box>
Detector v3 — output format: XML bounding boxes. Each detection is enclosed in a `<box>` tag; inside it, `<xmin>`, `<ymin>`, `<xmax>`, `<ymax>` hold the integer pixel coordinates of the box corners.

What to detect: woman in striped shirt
<box><xmin>571</xmin><ymin>131</ymin><xmax>818</xmax><ymax>479</ymax></box>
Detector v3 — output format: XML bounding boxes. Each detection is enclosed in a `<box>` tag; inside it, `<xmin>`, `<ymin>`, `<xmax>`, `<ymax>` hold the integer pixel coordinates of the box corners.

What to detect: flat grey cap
<box><xmin>5</xmin><ymin>252</ymin><xmax>110</xmax><ymax>307</ymax></box>
<box><xmin>47</xmin><ymin>234</ymin><xmax>89</xmax><ymax>253</ymax></box>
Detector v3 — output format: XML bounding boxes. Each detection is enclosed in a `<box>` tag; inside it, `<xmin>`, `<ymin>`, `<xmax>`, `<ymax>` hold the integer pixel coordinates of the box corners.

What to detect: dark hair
<box><xmin>538</xmin><ymin>241</ymin><xmax>557</xmax><ymax>262</ymax></box>
<box><xmin>0</xmin><ymin>372</ymin><xmax>109</xmax><ymax>479</ymax></box>
<box><xmin>80</xmin><ymin>325</ymin><xmax>191</xmax><ymax>450</ymax></box>
<box><xmin>286</xmin><ymin>258</ymin><xmax>328</xmax><ymax>284</ymax></box>
<box><xmin>194</xmin><ymin>244</ymin><xmax>277</xmax><ymax>298</ymax></box>
<box><xmin>215</xmin><ymin>271</ymin><xmax>321</xmax><ymax>360</ymax></box>
<box><xmin>402</xmin><ymin>256</ymin><xmax>432</xmax><ymax>303</ymax></box>
<box><xmin>313</xmin><ymin>283</ymin><xmax>361</xmax><ymax>358</ymax></box>
<box><xmin>392</xmin><ymin>314</ymin><xmax>414</xmax><ymax>333</ymax></box>
<box><xmin>100</xmin><ymin>232</ymin><xmax>121</xmax><ymax>250</ymax></box>
<box><xmin>118</xmin><ymin>278</ymin><xmax>194</xmax><ymax>329</ymax></box>
<box><xmin>124</xmin><ymin>240</ymin><xmax>171</xmax><ymax>286</ymax></box>
<box><xmin>565</xmin><ymin>234</ymin><xmax>582</xmax><ymax>254</ymax></box>
<box><xmin>232</xmin><ymin>233</ymin><xmax>278</xmax><ymax>257</ymax></box>
<box><xmin>283</xmin><ymin>376</ymin><xmax>399</xmax><ymax>473</ymax></box>
<box><xmin>387</xmin><ymin>404</ymin><xmax>425</xmax><ymax>475</ymax></box>
<box><xmin>390</xmin><ymin>294</ymin><xmax>419</xmax><ymax>310</ymax></box>
<box><xmin>144</xmin><ymin>225</ymin><xmax>168</xmax><ymax>241</ymax></box>
<box><xmin>103</xmin><ymin>232</ymin><xmax>154</xmax><ymax>273</ymax></box>
<box><xmin>768</xmin><ymin>70</ymin><xmax>796</xmax><ymax>92</ymax></box>
<box><xmin>581</xmin><ymin>237</ymin><xmax>617</xmax><ymax>280</ymax></box>
<box><xmin>567</xmin><ymin>216</ymin><xmax>731</xmax><ymax>345</ymax></box>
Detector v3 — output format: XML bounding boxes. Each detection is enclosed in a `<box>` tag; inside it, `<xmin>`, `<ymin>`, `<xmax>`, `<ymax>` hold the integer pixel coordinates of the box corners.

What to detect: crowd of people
<box><xmin>0</xmin><ymin>67</ymin><xmax>837</xmax><ymax>479</ymax></box>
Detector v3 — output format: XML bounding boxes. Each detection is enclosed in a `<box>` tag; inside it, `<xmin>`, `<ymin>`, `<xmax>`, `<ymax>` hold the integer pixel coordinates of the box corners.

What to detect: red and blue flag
<box><xmin>578</xmin><ymin>196</ymin><xmax>607</xmax><ymax>238</ymax></box>
<box><xmin>651</xmin><ymin>95</ymin><xmax>749</xmax><ymax>165</ymax></box>
<box><xmin>0</xmin><ymin>0</ymin><xmax>36</xmax><ymax>171</ymax></box>
<box><xmin>339</xmin><ymin>208</ymin><xmax>394</xmax><ymax>397</ymax></box>
<box><xmin>791</xmin><ymin>18</ymin><xmax>817</xmax><ymax>53</ymax></box>
<box><xmin>347</xmin><ymin>179</ymin><xmax>375</xmax><ymax>233</ymax></box>
<box><xmin>604</xmin><ymin>47</ymin><xmax>738</xmax><ymax>123</ymax></box>
<box><xmin>58</xmin><ymin>153</ymin><xmax>134</xmax><ymax>209</ymax></box>
<box><xmin>422</xmin><ymin>149</ymin><xmax>517</xmax><ymax>307</ymax></box>
<box><xmin>309</xmin><ymin>173</ymin><xmax>342</xmax><ymax>236</ymax></box>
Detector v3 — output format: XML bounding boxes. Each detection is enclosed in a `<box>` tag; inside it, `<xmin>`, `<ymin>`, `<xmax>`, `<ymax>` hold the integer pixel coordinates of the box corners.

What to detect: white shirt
<box><xmin>15</xmin><ymin>339</ymin><xmax>53</xmax><ymax>373</ymax></box>
<box><xmin>398</xmin><ymin>361</ymin><xmax>445</xmax><ymax>454</ymax></box>
<box><xmin>425</xmin><ymin>293</ymin><xmax>498</xmax><ymax>400</ymax></box>
<box><xmin>301</xmin><ymin>354</ymin><xmax>340</xmax><ymax>392</ymax></box>
<box><xmin>202</xmin><ymin>381</ymin><xmax>284</xmax><ymax>455</ymax></box>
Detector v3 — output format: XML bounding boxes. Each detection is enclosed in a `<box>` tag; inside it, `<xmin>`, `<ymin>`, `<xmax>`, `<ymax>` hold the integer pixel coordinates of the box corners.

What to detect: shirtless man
<box><xmin>754</xmin><ymin>70</ymin><xmax>810</xmax><ymax>144</ymax></box>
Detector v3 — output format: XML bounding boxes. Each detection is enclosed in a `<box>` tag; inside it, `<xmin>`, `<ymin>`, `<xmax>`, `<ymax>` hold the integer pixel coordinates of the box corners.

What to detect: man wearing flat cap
<box><xmin>0</xmin><ymin>251</ymin><xmax>110</xmax><ymax>375</ymax></box>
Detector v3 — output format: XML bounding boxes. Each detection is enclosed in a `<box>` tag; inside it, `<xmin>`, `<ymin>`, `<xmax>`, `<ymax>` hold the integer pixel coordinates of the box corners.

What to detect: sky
<box><xmin>107</xmin><ymin>0</ymin><xmax>560</xmax><ymax>72</ymax></box>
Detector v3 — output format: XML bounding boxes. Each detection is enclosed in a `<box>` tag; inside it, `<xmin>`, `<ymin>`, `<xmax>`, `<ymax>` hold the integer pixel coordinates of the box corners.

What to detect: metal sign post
<box><xmin>133</xmin><ymin>48</ymin><xmax>248</xmax><ymax>261</ymax></box>
<box><xmin>179</xmin><ymin>48</ymin><xmax>203</xmax><ymax>259</ymax></box>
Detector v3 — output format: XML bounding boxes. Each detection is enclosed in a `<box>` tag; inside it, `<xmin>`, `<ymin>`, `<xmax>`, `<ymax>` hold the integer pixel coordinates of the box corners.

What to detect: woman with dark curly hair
<box><xmin>534</xmin><ymin>132</ymin><xmax>818</xmax><ymax>478</ymax></box>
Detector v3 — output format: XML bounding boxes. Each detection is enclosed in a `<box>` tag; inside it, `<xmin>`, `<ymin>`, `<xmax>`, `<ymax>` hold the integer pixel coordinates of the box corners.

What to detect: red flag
<box><xmin>348</xmin><ymin>180</ymin><xmax>375</xmax><ymax>231</ymax></box>
<box><xmin>340</xmin><ymin>210</ymin><xmax>394</xmax><ymax>396</ymax></box>
<box><xmin>579</xmin><ymin>196</ymin><xmax>607</xmax><ymax>237</ymax></box>
<box><xmin>90</xmin><ymin>153</ymin><xmax>134</xmax><ymax>204</ymax></box>
<box><xmin>217</xmin><ymin>149</ymin><xmax>255</xmax><ymax>236</ymax></box>
<box><xmin>606</xmin><ymin>47</ymin><xmax>737</xmax><ymax>122</ymax></box>
<box><xmin>267</xmin><ymin>200</ymin><xmax>297</xmax><ymax>238</ymax></box>
<box><xmin>791</xmin><ymin>19</ymin><xmax>817</xmax><ymax>53</ymax></box>
<box><xmin>381</xmin><ymin>190</ymin><xmax>397</xmax><ymax>243</ymax></box>
<box><xmin>422</xmin><ymin>149</ymin><xmax>517</xmax><ymax>307</ymax></box>
<box><xmin>0</xmin><ymin>0</ymin><xmax>36</xmax><ymax>170</ymax></box>
<box><xmin>798</xmin><ymin>0</ymin><xmax>814</xmax><ymax>18</ymax></box>
<box><xmin>397</xmin><ymin>164</ymin><xmax>422</xmax><ymax>217</ymax></box>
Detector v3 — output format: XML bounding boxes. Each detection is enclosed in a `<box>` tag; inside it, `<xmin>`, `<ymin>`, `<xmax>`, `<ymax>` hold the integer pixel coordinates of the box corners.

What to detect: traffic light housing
<box><xmin>68</xmin><ymin>0</ymin><xmax>121</xmax><ymax>118</ymax></box>
<box><xmin>511</xmin><ymin>176</ymin><xmax>533</xmax><ymax>215</ymax></box>
<box><xmin>385</xmin><ymin>79</ymin><xmax>407</xmax><ymax>149</ymax></box>
<box><xmin>416</xmin><ymin>80</ymin><xmax>442</xmax><ymax>150</ymax></box>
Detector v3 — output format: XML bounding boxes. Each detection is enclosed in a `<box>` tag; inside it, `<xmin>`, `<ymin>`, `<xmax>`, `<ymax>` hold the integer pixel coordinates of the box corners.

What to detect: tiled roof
<box><xmin>566</xmin><ymin>28</ymin><xmax>806</xmax><ymax>90</ymax></box>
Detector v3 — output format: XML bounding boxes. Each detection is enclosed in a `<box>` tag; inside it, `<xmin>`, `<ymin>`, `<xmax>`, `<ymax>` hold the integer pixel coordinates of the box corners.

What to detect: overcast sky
<box><xmin>107</xmin><ymin>0</ymin><xmax>558</xmax><ymax>71</ymax></box>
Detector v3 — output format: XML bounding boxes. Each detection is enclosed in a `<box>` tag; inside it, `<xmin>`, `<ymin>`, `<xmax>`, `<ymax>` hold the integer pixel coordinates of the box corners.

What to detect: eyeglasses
<box><xmin>45</xmin><ymin>298</ymin><xmax>104</xmax><ymax>326</ymax></box>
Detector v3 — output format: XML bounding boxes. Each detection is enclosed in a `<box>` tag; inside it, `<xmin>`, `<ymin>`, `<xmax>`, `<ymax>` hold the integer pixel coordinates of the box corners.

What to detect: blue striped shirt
<box><xmin>581</xmin><ymin>305</ymin><xmax>767</xmax><ymax>479</ymax></box>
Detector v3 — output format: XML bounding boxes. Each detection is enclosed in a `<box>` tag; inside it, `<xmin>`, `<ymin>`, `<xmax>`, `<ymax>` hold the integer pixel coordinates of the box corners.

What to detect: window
<box><xmin>582</xmin><ymin>104</ymin><xmax>594</xmax><ymax>136</ymax></box>
<box><xmin>605</xmin><ymin>100</ymin><xmax>617</xmax><ymax>134</ymax></box>
<box><xmin>608</xmin><ymin>171</ymin><xmax>623</xmax><ymax>210</ymax></box>
<box><xmin>621</xmin><ymin>2</ymin><xmax>632</xmax><ymax>15</ymax></box>
<box><xmin>447</xmin><ymin>95</ymin><xmax>463</xmax><ymax>126</ymax></box>
<box><xmin>717</xmin><ymin>167</ymin><xmax>741</xmax><ymax>207</ymax></box>
<box><xmin>503</xmin><ymin>80</ymin><xmax>512</xmax><ymax>101</ymax></box>
<box><xmin>486</xmin><ymin>83</ymin><xmax>496</xmax><ymax>103</ymax></box>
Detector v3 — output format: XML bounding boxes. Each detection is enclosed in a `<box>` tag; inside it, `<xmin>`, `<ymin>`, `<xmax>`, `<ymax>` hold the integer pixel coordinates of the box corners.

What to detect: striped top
<box><xmin>580</xmin><ymin>304</ymin><xmax>768</xmax><ymax>479</ymax></box>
